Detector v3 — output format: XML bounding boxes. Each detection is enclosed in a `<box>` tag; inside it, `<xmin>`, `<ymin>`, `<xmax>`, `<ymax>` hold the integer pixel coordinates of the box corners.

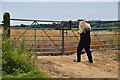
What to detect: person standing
<box><xmin>74</xmin><ymin>21</ymin><xmax>93</xmax><ymax>63</ymax></box>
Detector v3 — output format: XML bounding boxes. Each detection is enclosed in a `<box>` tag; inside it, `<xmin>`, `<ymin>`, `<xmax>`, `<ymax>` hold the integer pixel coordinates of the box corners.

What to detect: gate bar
<box><xmin>10</xmin><ymin>18</ymin><xmax>62</xmax><ymax>22</ymax></box>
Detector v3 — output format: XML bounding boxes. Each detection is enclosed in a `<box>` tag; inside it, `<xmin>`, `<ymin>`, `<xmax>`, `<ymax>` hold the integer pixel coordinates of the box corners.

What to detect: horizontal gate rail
<box><xmin>12</xmin><ymin>39</ymin><xmax>62</xmax><ymax>41</ymax></box>
<box><xmin>10</xmin><ymin>27</ymin><xmax>56</xmax><ymax>30</ymax></box>
<box><xmin>11</xmin><ymin>35</ymin><xmax>63</xmax><ymax>37</ymax></box>
<box><xmin>33</xmin><ymin>52</ymin><xmax>62</xmax><ymax>54</ymax></box>
<box><xmin>14</xmin><ymin>43</ymin><xmax>62</xmax><ymax>46</ymax></box>
<box><xmin>91</xmin><ymin>39</ymin><xmax>120</xmax><ymax>42</ymax></box>
<box><xmin>90</xmin><ymin>44</ymin><xmax>119</xmax><ymax>47</ymax></box>
<box><xmin>14</xmin><ymin>47</ymin><xmax>62</xmax><ymax>50</ymax></box>
<box><xmin>19</xmin><ymin>44</ymin><xmax>119</xmax><ymax>50</ymax></box>
<box><xmin>90</xmin><ymin>48</ymin><xmax>120</xmax><ymax>51</ymax></box>
<box><xmin>64</xmin><ymin>44</ymin><xmax>119</xmax><ymax>49</ymax></box>
<box><xmin>64</xmin><ymin>42</ymin><xmax>78</xmax><ymax>44</ymax></box>
<box><xmin>28</xmin><ymin>48</ymin><xmax>62</xmax><ymax>50</ymax></box>
<box><xmin>33</xmin><ymin>51</ymin><xmax>77</xmax><ymax>54</ymax></box>
<box><xmin>64</xmin><ymin>46</ymin><xmax>77</xmax><ymax>48</ymax></box>
<box><xmin>90</xmin><ymin>33</ymin><xmax>119</xmax><ymax>36</ymax></box>
<box><xmin>10</xmin><ymin>18</ymin><xmax>62</xmax><ymax>22</ymax></box>
<box><xmin>64</xmin><ymin>39</ymin><xmax>120</xmax><ymax>44</ymax></box>
<box><xmin>10</xmin><ymin>33</ymin><xmax>119</xmax><ymax>37</ymax></box>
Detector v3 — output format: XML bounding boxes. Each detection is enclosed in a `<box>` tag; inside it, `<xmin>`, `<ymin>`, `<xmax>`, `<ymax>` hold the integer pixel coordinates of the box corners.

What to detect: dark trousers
<box><xmin>77</xmin><ymin>41</ymin><xmax>93</xmax><ymax>62</ymax></box>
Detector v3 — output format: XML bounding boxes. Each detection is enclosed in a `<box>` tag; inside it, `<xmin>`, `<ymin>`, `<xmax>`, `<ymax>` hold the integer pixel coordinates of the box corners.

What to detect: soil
<box><xmin>35</xmin><ymin>50</ymin><xmax>118</xmax><ymax>78</ymax></box>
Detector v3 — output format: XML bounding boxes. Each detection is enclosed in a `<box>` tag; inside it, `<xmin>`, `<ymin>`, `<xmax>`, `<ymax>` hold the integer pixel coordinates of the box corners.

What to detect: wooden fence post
<box><xmin>3</xmin><ymin>12</ymin><xmax>10</xmax><ymax>38</ymax></box>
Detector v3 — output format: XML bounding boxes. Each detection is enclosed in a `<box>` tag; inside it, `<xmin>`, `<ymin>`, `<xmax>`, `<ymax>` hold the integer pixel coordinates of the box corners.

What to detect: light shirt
<box><xmin>78</xmin><ymin>29</ymin><xmax>83</xmax><ymax>33</ymax></box>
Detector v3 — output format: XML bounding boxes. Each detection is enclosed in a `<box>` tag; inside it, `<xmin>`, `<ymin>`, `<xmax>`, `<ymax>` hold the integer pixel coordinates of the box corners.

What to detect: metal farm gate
<box><xmin>2</xmin><ymin>13</ymin><xmax>120</xmax><ymax>54</ymax></box>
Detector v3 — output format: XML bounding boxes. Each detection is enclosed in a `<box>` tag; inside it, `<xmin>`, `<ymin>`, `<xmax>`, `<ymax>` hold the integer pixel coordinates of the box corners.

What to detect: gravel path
<box><xmin>35</xmin><ymin>50</ymin><xmax>118</xmax><ymax>78</ymax></box>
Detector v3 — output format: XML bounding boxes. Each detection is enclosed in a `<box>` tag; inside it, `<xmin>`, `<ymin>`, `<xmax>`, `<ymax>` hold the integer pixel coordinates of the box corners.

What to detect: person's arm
<box><xmin>78</xmin><ymin>29</ymin><xmax>83</xmax><ymax>34</ymax></box>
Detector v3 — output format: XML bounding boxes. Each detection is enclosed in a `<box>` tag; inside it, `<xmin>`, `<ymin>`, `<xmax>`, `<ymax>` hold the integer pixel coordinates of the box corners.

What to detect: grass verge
<box><xmin>2</xmin><ymin>33</ymin><xmax>48</xmax><ymax>79</ymax></box>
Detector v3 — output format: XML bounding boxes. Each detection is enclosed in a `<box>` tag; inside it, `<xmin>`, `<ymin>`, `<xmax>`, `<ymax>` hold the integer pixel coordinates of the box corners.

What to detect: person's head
<box><xmin>79</xmin><ymin>21</ymin><xmax>91</xmax><ymax>33</ymax></box>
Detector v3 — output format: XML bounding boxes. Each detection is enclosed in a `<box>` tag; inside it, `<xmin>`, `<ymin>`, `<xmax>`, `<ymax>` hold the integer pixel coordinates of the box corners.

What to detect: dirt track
<box><xmin>35</xmin><ymin>50</ymin><xmax>118</xmax><ymax>78</ymax></box>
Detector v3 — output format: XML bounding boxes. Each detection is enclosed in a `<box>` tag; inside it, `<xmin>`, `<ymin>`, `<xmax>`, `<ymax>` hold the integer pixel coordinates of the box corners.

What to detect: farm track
<box><xmin>35</xmin><ymin>50</ymin><xmax>118</xmax><ymax>78</ymax></box>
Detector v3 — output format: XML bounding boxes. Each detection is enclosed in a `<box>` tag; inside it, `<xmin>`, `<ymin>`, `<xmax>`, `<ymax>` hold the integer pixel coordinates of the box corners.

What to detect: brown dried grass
<box><xmin>10</xmin><ymin>29</ymin><xmax>118</xmax><ymax>52</ymax></box>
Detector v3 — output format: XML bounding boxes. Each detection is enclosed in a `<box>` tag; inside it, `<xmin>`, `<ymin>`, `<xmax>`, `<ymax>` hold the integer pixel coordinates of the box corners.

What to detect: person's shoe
<box><xmin>74</xmin><ymin>60</ymin><xmax>80</xmax><ymax>62</ymax></box>
<box><xmin>89</xmin><ymin>60</ymin><xmax>93</xmax><ymax>63</ymax></box>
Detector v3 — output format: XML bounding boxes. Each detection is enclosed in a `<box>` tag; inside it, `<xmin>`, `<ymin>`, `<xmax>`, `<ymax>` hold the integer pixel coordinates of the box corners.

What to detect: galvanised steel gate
<box><xmin>2</xmin><ymin>13</ymin><xmax>120</xmax><ymax>54</ymax></box>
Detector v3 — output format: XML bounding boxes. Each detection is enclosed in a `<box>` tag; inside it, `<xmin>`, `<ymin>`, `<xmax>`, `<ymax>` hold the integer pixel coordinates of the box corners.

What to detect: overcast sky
<box><xmin>0</xmin><ymin>0</ymin><xmax>119</xmax><ymax>25</ymax></box>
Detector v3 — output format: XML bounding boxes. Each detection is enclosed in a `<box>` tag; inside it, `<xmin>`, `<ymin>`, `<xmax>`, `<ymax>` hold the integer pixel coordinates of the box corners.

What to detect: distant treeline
<box><xmin>11</xmin><ymin>20</ymin><xmax>119</xmax><ymax>30</ymax></box>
